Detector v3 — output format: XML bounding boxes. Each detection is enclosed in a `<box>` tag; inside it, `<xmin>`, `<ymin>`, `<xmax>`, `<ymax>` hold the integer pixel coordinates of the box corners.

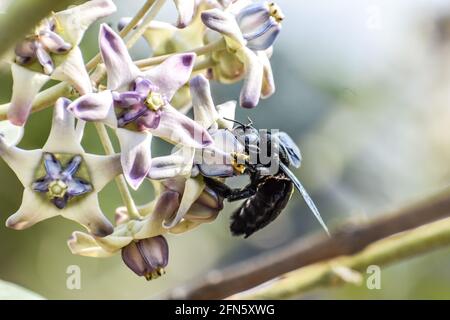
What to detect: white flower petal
<box><xmin>0</xmin><ymin>120</ymin><xmax>24</xmax><ymax>146</ymax></box>
<box><xmin>0</xmin><ymin>140</ymin><xmax>42</xmax><ymax>186</ymax></box>
<box><xmin>99</xmin><ymin>24</ymin><xmax>140</xmax><ymax>91</ymax></box>
<box><xmin>6</xmin><ymin>188</ymin><xmax>59</xmax><ymax>230</ymax></box>
<box><xmin>148</xmin><ymin>146</ymin><xmax>195</xmax><ymax>180</ymax></box>
<box><xmin>258</xmin><ymin>50</ymin><xmax>275</xmax><ymax>98</ymax></box>
<box><xmin>55</xmin><ymin>0</ymin><xmax>117</xmax><ymax>45</ymax></box>
<box><xmin>68</xmin><ymin>231</ymin><xmax>115</xmax><ymax>257</ymax></box>
<box><xmin>190</xmin><ymin>75</ymin><xmax>219</xmax><ymax>129</ymax></box>
<box><xmin>61</xmin><ymin>193</ymin><xmax>113</xmax><ymax>237</ymax></box>
<box><xmin>8</xmin><ymin>64</ymin><xmax>49</xmax><ymax>126</ymax></box>
<box><xmin>216</xmin><ymin>100</ymin><xmax>236</xmax><ymax>130</ymax></box>
<box><xmin>83</xmin><ymin>153</ymin><xmax>121</xmax><ymax>191</ymax></box>
<box><xmin>116</xmin><ymin>128</ymin><xmax>152</xmax><ymax>190</ymax></box>
<box><xmin>174</xmin><ymin>0</ymin><xmax>195</xmax><ymax>28</ymax></box>
<box><xmin>163</xmin><ymin>177</ymin><xmax>204</xmax><ymax>229</ymax></box>
<box><xmin>169</xmin><ymin>220</ymin><xmax>201</xmax><ymax>234</ymax></box>
<box><xmin>143</xmin><ymin>53</ymin><xmax>196</xmax><ymax>101</ymax></box>
<box><xmin>237</xmin><ymin>47</ymin><xmax>263</xmax><ymax>108</ymax></box>
<box><xmin>134</xmin><ymin>190</ymin><xmax>180</xmax><ymax>239</ymax></box>
<box><xmin>201</xmin><ymin>8</ymin><xmax>246</xmax><ymax>50</ymax></box>
<box><xmin>43</xmin><ymin>98</ymin><xmax>84</xmax><ymax>154</ymax></box>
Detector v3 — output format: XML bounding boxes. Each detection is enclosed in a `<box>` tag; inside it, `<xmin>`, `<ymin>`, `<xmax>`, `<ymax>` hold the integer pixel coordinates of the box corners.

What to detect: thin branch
<box><xmin>231</xmin><ymin>217</ymin><xmax>450</xmax><ymax>299</ymax></box>
<box><xmin>163</xmin><ymin>188</ymin><xmax>450</xmax><ymax>300</ymax></box>
<box><xmin>85</xmin><ymin>0</ymin><xmax>157</xmax><ymax>71</ymax></box>
<box><xmin>0</xmin><ymin>0</ymin><xmax>85</xmax><ymax>59</ymax></box>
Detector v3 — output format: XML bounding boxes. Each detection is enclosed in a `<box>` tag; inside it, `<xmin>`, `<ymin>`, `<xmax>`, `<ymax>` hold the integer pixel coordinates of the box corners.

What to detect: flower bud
<box><xmin>236</xmin><ymin>2</ymin><xmax>284</xmax><ymax>51</ymax></box>
<box><xmin>121</xmin><ymin>236</ymin><xmax>169</xmax><ymax>280</ymax></box>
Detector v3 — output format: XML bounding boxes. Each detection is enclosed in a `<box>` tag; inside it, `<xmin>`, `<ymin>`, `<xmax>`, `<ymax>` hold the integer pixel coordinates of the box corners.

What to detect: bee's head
<box><xmin>225</xmin><ymin>118</ymin><xmax>260</xmax><ymax>151</ymax></box>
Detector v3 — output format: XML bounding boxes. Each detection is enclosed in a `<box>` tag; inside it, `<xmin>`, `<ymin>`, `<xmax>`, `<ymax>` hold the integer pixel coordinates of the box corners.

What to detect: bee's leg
<box><xmin>204</xmin><ymin>177</ymin><xmax>256</xmax><ymax>202</ymax></box>
<box><xmin>203</xmin><ymin>177</ymin><xmax>233</xmax><ymax>198</ymax></box>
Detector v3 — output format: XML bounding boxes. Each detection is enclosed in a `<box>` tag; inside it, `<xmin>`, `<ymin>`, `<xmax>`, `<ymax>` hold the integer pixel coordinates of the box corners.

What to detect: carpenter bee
<box><xmin>199</xmin><ymin>119</ymin><xmax>329</xmax><ymax>238</ymax></box>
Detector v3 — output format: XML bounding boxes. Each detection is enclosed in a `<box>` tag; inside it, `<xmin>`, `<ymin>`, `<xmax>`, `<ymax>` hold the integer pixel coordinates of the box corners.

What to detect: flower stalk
<box><xmin>94</xmin><ymin>122</ymin><xmax>141</xmax><ymax>220</ymax></box>
<box><xmin>125</xmin><ymin>0</ymin><xmax>167</xmax><ymax>49</ymax></box>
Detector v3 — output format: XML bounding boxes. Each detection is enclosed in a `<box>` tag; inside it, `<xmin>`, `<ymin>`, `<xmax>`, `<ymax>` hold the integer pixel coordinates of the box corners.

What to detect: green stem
<box><xmin>125</xmin><ymin>0</ymin><xmax>166</xmax><ymax>49</ymax></box>
<box><xmin>85</xmin><ymin>0</ymin><xmax>157</xmax><ymax>71</ymax></box>
<box><xmin>94</xmin><ymin>123</ymin><xmax>141</xmax><ymax>220</ymax></box>
<box><xmin>0</xmin><ymin>38</ymin><xmax>226</xmax><ymax>120</ymax></box>
<box><xmin>193</xmin><ymin>57</ymin><xmax>216</xmax><ymax>72</ymax></box>
<box><xmin>0</xmin><ymin>83</ymin><xmax>72</xmax><ymax>120</ymax></box>
<box><xmin>232</xmin><ymin>217</ymin><xmax>450</xmax><ymax>299</ymax></box>
<box><xmin>135</xmin><ymin>38</ymin><xmax>226</xmax><ymax>69</ymax></box>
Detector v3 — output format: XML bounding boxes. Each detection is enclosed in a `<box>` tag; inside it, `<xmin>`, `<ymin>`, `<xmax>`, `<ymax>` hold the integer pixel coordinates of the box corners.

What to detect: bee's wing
<box><xmin>280</xmin><ymin>163</ymin><xmax>330</xmax><ymax>236</ymax></box>
<box><xmin>275</xmin><ymin>132</ymin><xmax>302</xmax><ymax>168</ymax></box>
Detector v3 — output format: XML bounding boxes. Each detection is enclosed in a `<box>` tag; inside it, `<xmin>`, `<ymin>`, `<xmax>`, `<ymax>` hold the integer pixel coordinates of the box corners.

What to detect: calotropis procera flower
<box><xmin>8</xmin><ymin>0</ymin><xmax>117</xmax><ymax>126</ymax></box>
<box><xmin>189</xmin><ymin>74</ymin><xmax>246</xmax><ymax>178</ymax></box>
<box><xmin>118</xmin><ymin>0</ymin><xmax>233</xmax><ymax>30</ymax></box>
<box><xmin>202</xmin><ymin>1</ymin><xmax>284</xmax><ymax>108</ymax></box>
<box><xmin>68</xmin><ymin>24</ymin><xmax>213</xmax><ymax>190</ymax></box>
<box><xmin>67</xmin><ymin>176</ymin><xmax>223</xmax><ymax>280</ymax></box>
<box><xmin>0</xmin><ymin>98</ymin><xmax>121</xmax><ymax>237</ymax></box>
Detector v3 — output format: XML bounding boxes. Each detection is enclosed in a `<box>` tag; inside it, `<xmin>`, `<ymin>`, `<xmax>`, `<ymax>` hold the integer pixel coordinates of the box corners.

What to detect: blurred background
<box><xmin>2</xmin><ymin>0</ymin><xmax>450</xmax><ymax>299</ymax></box>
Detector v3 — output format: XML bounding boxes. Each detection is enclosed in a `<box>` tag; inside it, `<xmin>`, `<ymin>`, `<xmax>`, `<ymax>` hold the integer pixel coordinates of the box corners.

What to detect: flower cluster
<box><xmin>0</xmin><ymin>0</ymin><xmax>287</xmax><ymax>280</ymax></box>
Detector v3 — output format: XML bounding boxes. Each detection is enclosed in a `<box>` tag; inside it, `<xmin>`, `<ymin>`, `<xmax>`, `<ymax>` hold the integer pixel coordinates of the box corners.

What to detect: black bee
<box><xmin>200</xmin><ymin>120</ymin><xmax>329</xmax><ymax>238</ymax></box>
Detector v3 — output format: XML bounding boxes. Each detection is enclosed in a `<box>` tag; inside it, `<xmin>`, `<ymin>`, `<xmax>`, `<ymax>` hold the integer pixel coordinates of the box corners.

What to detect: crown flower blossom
<box><xmin>68</xmin><ymin>174</ymin><xmax>223</xmax><ymax>280</ymax></box>
<box><xmin>0</xmin><ymin>98</ymin><xmax>121</xmax><ymax>237</ymax></box>
<box><xmin>8</xmin><ymin>0</ymin><xmax>117</xmax><ymax>126</ymax></box>
<box><xmin>202</xmin><ymin>1</ymin><xmax>284</xmax><ymax>108</ymax></box>
<box><xmin>0</xmin><ymin>0</ymin><xmax>320</xmax><ymax>285</ymax></box>
<box><xmin>121</xmin><ymin>236</ymin><xmax>169</xmax><ymax>280</ymax></box>
<box><xmin>67</xmin><ymin>152</ymin><xmax>223</xmax><ymax>259</ymax></box>
<box><xmin>67</xmin><ymin>24</ymin><xmax>213</xmax><ymax>190</ymax></box>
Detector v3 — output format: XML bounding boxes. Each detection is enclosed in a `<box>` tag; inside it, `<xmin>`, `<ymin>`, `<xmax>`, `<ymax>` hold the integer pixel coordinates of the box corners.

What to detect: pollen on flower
<box><xmin>145</xmin><ymin>267</ymin><xmax>166</xmax><ymax>281</ymax></box>
<box><xmin>47</xmin><ymin>180</ymin><xmax>68</xmax><ymax>199</ymax></box>
<box><xmin>231</xmin><ymin>152</ymin><xmax>250</xmax><ymax>174</ymax></box>
<box><xmin>268</xmin><ymin>2</ymin><xmax>284</xmax><ymax>23</ymax></box>
<box><xmin>145</xmin><ymin>92</ymin><xmax>164</xmax><ymax>111</ymax></box>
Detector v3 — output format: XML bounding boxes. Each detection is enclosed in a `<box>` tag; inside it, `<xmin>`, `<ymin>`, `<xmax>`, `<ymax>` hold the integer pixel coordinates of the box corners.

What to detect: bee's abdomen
<box><xmin>230</xmin><ymin>173</ymin><xmax>293</xmax><ymax>238</ymax></box>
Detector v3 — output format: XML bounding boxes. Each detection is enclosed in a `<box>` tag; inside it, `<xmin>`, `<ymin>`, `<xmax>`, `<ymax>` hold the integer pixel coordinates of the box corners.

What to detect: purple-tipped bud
<box><xmin>236</xmin><ymin>2</ymin><xmax>284</xmax><ymax>51</ymax></box>
<box><xmin>35</xmin><ymin>43</ymin><xmax>54</xmax><ymax>74</ymax></box>
<box><xmin>121</xmin><ymin>236</ymin><xmax>169</xmax><ymax>281</ymax></box>
<box><xmin>39</xmin><ymin>31</ymin><xmax>72</xmax><ymax>54</ymax></box>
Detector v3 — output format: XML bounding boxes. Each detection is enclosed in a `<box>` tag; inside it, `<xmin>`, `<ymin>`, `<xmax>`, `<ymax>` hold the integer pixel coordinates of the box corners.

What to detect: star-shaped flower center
<box><xmin>32</xmin><ymin>153</ymin><xmax>93</xmax><ymax>209</ymax></box>
<box><xmin>113</xmin><ymin>77</ymin><xmax>166</xmax><ymax>131</ymax></box>
<box><xmin>48</xmin><ymin>180</ymin><xmax>68</xmax><ymax>199</ymax></box>
<box><xmin>15</xmin><ymin>16</ymin><xmax>72</xmax><ymax>74</ymax></box>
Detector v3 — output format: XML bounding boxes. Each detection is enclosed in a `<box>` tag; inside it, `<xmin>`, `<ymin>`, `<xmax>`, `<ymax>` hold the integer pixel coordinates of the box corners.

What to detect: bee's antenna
<box><xmin>223</xmin><ymin>117</ymin><xmax>246</xmax><ymax>128</ymax></box>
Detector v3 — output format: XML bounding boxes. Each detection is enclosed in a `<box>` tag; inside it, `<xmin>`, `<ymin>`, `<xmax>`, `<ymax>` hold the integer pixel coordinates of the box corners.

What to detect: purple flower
<box><xmin>68</xmin><ymin>24</ymin><xmax>213</xmax><ymax>190</ymax></box>
<box><xmin>0</xmin><ymin>98</ymin><xmax>121</xmax><ymax>237</ymax></box>
<box><xmin>202</xmin><ymin>1</ymin><xmax>283</xmax><ymax>108</ymax></box>
<box><xmin>121</xmin><ymin>236</ymin><xmax>169</xmax><ymax>280</ymax></box>
<box><xmin>31</xmin><ymin>153</ymin><xmax>93</xmax><ymax>209</ymax></box>
<box><xmin>8</xmin><ymin>0</ymin><xmax>117</xmax><ymax>126</ymax></box>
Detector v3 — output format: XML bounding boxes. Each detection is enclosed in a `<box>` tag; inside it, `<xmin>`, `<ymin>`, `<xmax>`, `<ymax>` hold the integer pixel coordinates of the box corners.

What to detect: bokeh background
<box><xmin>2</xmin><ymin>0</ymin><xmax>450</xmax><ymax>299</ymax></box>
